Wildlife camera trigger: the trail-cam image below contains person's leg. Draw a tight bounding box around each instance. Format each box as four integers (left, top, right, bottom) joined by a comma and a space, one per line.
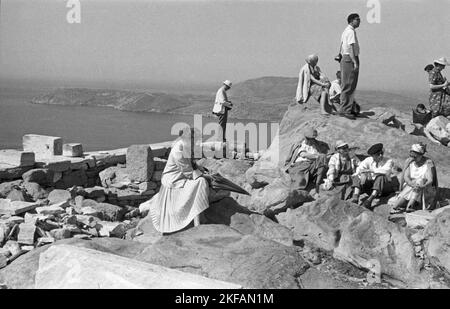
350, 174, 371, 203
339, 55, 355, 115
218, 109, 228, 142
309, 155, 327, 194
362, 174, 388, 209
393, 197, 408, 211
320, 90, 329, 115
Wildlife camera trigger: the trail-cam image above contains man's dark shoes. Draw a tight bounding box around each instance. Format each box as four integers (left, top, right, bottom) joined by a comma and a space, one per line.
361, 197, 374, 210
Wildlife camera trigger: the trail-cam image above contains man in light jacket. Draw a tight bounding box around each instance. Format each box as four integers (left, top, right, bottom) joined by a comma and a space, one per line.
213, 80, 233, 142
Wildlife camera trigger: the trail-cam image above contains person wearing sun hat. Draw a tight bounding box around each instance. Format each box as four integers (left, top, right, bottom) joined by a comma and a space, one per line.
284, 127, 330, 195
392, 143, 438, 213
213, 80, 233, 142
350, 143, 397, 209
322, 140, 360, 199
428, 57, 450, 118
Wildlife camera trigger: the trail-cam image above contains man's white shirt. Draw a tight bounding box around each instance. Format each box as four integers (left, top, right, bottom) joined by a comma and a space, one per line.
340, 25, 360, 56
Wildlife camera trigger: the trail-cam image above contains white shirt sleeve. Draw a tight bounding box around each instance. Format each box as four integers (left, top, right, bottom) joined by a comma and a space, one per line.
372, 159, 394, 176
345, 29, 356, 46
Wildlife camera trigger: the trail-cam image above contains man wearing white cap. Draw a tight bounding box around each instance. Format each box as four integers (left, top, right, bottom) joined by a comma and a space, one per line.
322, 140, 359, 199
213, 80, 233, 142
428, 57, 450, 118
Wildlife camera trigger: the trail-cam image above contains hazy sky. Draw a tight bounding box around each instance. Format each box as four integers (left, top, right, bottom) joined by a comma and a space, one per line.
1, 0, 449, 94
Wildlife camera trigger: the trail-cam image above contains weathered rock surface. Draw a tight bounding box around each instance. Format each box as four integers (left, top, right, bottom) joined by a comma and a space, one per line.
204, 197, 293, 246
35, 244, 241, 289
23, 182, 48, 201
134, 224, 309, 288
277, 196, 427, 287
0, 180, 23, 198
126, 145, 155, 182
22, 169, 54, 186
423, 209, 450, 274
47, 189, 72, 205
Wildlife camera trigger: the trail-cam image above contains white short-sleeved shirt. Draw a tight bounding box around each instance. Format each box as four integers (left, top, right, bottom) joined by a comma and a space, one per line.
340, 25, 360, 56
329, 79, 342, 100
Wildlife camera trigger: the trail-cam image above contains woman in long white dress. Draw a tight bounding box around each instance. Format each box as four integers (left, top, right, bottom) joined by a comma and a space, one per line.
139, 128, 210, 233
393, 144, 436, 212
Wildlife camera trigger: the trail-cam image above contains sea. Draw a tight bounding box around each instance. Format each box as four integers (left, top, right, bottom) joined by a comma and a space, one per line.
0, 88, 276, 152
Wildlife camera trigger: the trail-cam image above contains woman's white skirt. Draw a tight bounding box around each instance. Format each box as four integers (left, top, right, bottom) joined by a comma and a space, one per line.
139, 177, 210, 233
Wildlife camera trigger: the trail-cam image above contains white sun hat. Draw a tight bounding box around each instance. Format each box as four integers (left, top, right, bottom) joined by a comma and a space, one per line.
223, 80, 232, 87
434, 57, 450, 66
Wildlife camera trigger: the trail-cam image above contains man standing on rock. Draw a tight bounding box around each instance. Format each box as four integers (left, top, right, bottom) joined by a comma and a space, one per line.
337, 13, 361, 120
213, 80, 233, 143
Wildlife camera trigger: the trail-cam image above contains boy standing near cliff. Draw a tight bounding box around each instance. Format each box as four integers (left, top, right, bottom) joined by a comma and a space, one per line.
213, 80, 233, 142
337, 13, 361, 120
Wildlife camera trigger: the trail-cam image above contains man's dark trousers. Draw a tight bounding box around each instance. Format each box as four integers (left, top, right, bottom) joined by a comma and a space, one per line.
339, 55, 359, 114
217, 108, 228, 142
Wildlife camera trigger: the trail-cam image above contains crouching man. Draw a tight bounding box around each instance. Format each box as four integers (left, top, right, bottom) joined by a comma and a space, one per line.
350, 143, 397, 209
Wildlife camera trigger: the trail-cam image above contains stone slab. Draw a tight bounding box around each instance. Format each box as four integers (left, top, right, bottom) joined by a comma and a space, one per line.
35, 244, 242, 289
23, 134, 63, 158
63, 143, 83, 157
0, 150, 35, 167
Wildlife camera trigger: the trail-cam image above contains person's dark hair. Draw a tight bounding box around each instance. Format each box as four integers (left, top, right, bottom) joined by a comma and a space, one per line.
424, 64, 434, 72
416, 104, 426, 110
347, 13, 360, 24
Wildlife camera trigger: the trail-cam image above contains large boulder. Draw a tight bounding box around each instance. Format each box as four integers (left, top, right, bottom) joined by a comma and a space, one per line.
134, 224, 309, 289
0, 180, 23, 198
0, 238, 148, 289
22, 169, 54, 186
1, 226, 309, 289
22, 182, 48, 201
277, 196, 427, 287
423, 209, 450, 274
35, 244, 240, 289
204, 197, 293, 246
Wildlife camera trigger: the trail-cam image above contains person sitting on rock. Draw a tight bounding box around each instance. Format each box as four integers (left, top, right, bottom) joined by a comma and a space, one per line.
350, 143, 397, 209
139, 127, 210, 234
284, 127, 330, 196
295, 54, 332, 115
392, 143, 437, 213
322, 140, 359, 200
329, 71, 360, 117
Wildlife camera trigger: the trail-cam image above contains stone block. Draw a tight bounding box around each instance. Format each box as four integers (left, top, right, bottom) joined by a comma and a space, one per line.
97, 221, 126, 238
35, 244, 242, 289
0, 150, 35, 167
23, 134, 63, 158
36, 205, 65, 216
126, 145, 154, 182
63, 143, 83, 157
48, 189, 72, 205
17, 223, 37, 245
0, 200, 40, 216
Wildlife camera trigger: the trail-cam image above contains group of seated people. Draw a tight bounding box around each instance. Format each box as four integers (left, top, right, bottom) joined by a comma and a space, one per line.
284, 127, 438, 212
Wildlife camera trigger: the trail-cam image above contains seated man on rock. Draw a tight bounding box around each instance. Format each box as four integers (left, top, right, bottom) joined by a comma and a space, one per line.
350, 143, 397, 209
284, 127, 330, 196
322, 140, 360, 200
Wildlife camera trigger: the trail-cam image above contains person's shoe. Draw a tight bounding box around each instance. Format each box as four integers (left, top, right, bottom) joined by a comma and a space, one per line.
361, 198, 374, 210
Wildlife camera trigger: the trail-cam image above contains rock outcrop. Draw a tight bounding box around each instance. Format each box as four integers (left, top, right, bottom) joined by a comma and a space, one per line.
277, 196, 427, 287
